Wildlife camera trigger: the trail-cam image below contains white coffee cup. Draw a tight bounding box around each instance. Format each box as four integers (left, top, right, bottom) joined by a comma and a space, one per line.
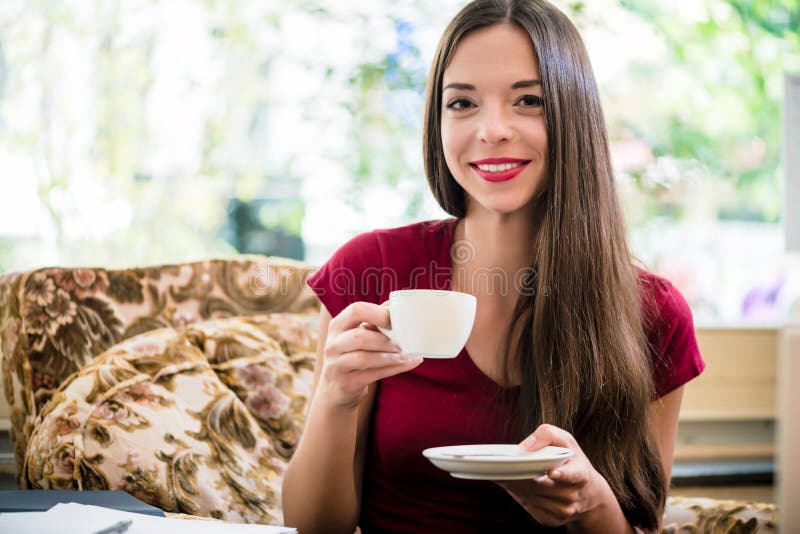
377, 289, 477, 358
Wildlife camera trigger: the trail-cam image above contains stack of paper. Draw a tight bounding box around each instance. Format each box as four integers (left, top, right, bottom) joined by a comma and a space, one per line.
0, 502, 297, 534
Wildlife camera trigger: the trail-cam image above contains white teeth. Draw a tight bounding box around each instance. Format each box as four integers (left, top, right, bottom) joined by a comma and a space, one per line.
475, 162, 525, 172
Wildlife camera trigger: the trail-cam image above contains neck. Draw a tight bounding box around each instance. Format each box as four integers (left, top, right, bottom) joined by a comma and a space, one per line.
452, 205, 542, 301
456, 209, 539, 274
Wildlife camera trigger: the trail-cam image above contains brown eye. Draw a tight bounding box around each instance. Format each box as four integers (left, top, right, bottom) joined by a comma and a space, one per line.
518, 95, 544, 107
446, 98, 474, 110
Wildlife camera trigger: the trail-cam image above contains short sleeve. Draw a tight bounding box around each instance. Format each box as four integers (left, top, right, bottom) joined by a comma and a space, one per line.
306, 231, 383, 318
643, 275, 706, 399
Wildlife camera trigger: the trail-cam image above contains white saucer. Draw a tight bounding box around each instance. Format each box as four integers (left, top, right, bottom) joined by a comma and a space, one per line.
450, 472, 548, 480
422, 444, 573, 481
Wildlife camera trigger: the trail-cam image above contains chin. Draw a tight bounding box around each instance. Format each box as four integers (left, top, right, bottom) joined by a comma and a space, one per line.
456, 175, 543, 215
474, 188, 539, 212
470, 199, 536, 217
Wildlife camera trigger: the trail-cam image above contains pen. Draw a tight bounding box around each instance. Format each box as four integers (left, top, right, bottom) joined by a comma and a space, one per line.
91, 519, 133, 534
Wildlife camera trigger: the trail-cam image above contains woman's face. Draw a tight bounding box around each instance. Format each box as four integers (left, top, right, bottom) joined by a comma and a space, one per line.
441, 23, 548, 217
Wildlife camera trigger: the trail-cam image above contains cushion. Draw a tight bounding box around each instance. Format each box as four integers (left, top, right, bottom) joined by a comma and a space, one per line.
23, 312, 318, 524
662, 496, 777, 533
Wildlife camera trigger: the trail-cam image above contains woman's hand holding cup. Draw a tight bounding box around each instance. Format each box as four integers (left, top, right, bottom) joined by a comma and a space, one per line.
319, 301, 423, 410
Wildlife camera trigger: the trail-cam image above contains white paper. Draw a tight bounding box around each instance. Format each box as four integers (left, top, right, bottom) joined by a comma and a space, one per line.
0, 502, 297, 534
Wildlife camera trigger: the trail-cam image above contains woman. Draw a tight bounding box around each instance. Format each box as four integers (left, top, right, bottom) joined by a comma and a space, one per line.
282, 1, 705, 532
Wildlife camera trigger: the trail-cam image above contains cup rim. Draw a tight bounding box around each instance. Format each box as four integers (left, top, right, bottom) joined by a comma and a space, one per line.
389, 289, 476, 301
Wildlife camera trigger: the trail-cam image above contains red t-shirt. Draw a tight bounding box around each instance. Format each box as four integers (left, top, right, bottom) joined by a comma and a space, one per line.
305, 218, 705, 533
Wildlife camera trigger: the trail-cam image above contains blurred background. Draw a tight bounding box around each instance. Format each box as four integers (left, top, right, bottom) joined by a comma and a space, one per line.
0, 0, 798, 325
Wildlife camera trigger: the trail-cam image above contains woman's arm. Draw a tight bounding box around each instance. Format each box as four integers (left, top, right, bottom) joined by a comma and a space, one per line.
650, 386, 683, 489
647, 386, 684, 528
282, 304, 422, 534
282, 307, 370, 533
569, 387, 684, 533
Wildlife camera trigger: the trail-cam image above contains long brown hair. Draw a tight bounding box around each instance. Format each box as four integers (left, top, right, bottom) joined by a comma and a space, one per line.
423, 0, 666, 529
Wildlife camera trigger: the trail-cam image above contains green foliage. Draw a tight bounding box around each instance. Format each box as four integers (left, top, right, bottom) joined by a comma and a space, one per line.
618, 0, 799, 222
727, 0, 800, 38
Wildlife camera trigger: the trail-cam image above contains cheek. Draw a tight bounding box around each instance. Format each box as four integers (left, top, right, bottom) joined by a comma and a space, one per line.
441, 119, 468, 173
440, 121, 455, 158
527, 122, 548, 159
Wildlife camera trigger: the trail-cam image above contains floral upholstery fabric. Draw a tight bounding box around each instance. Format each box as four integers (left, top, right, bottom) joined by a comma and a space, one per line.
24, 313, 318, 524
0, 256, 318, 484
662, 496, 777, 533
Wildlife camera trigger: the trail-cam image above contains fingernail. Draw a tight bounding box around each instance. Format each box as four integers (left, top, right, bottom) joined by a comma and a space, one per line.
520, 436, 536, 449
549, 470, 560, 479
397, 353, 412, 361
390, 343, 403, 352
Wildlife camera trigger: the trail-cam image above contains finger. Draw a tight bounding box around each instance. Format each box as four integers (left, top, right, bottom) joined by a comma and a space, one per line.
330, 301, 391, 333
519, 423, 578, 451
526, 499, 576, 527
361, 301, 391, 331
348, 357, 424, 384
496, 475, 557, 496
327, 350, 414, 375
520, 504, 563, 527
497, 487, 567, 527
326, 327, 401, 357
497, 478, 579, 506
547, 460, 589, 486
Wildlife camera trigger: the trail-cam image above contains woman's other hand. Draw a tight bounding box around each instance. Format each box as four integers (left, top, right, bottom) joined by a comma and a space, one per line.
318, 301, 423, 410
497, 424, 618, 529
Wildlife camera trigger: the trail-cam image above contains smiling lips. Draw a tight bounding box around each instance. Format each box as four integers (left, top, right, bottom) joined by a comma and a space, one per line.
469, 157, 530, 182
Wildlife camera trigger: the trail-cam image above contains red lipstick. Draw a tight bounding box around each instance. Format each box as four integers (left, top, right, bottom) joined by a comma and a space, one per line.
469, 157, 530, 183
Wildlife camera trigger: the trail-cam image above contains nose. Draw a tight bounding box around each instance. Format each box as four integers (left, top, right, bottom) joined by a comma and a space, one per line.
477, 104, 514, 144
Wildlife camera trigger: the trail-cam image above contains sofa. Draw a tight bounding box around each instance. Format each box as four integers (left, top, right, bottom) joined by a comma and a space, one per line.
0, 256, 778, 531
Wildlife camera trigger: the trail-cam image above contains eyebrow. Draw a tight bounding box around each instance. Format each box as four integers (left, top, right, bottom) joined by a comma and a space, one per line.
442, 79, 541, 91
